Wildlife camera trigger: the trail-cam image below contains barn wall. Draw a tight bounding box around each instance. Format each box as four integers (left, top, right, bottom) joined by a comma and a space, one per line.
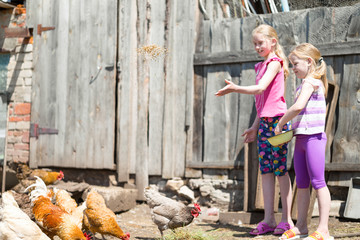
2, 5, 33, 165
1, 2, 359, 200
192, 4, 360, 189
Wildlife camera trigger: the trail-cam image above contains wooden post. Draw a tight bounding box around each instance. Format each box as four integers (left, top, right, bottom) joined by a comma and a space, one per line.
243, 143, 249, 211
1, 107, 9, 193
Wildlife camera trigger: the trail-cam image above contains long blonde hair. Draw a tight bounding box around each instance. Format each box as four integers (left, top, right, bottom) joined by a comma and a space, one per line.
252, 24, 289, 80
289, 43, 328, 96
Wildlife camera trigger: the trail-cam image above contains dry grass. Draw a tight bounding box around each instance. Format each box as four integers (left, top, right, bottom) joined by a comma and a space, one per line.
159, 228, 232, 240
137, 44, 168, 60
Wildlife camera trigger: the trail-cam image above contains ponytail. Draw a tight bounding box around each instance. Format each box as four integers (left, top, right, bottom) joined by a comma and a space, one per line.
275, 43, 289, 81
313, 57, 328, 97
289, 43, 328, 97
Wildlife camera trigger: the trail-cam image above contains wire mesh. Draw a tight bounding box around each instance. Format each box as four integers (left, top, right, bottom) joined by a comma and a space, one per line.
222, 0, 360, 18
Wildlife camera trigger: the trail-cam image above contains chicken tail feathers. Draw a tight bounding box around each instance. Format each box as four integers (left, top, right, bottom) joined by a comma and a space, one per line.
24, 176, 48, 202
143, 187, 167, 208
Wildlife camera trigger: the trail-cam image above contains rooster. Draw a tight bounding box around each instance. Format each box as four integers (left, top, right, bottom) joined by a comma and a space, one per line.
0, 191, 51, 240
25, 177, 90, 240
53, 188, 87, 229
83, 189, 130, 240
144, 187, 201, 236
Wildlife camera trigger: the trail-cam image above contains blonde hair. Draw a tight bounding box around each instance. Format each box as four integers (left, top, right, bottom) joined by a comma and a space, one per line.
252, 24, 289, 80
289, 43, 328, 96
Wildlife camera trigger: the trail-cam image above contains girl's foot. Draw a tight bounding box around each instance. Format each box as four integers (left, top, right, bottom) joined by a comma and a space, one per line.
304, 230, 333, 240
273, 222, 292, 235
279, 226, 308, 240
249, 221, 276, 235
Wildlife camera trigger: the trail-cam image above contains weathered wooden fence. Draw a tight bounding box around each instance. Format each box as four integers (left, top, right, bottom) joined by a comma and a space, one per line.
25, 0, 360, 201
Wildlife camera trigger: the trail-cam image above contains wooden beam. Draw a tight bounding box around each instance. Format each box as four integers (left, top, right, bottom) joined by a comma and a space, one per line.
194, 41, 360, 66
194, 50, 261, 66
288, 163, 360, 172
0, 2, 15, 8
187, 161, 244, 169
325, 163, 360, 172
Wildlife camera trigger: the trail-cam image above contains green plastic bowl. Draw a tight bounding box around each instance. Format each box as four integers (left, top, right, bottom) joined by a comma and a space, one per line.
268, 130, 294, 146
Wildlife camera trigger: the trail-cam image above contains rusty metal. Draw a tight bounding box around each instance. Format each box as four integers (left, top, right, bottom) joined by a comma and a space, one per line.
37, 24, 55, 36
4, 27, 32, 38
30, 123, 58, 139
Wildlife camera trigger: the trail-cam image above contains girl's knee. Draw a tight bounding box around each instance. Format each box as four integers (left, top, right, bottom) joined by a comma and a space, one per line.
296, 179, 310, 189
311, 179, 326, 190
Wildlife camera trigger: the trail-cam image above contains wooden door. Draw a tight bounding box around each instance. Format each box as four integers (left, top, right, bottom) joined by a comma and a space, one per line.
27, 0, 117, 169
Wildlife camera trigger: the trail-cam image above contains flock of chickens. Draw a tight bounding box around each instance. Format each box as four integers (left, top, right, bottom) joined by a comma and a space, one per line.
0, 165, 202, 240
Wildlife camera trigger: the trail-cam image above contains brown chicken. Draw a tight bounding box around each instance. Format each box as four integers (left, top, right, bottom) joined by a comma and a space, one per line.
53, 188, 87, 229
16, 163, 64, 187
30, 169, 64, 185
144, 187, 201, 236
25, 177, 90, 240
83, 189, 130, 240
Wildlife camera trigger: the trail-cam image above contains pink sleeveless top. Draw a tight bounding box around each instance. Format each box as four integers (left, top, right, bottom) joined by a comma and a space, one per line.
254, 56, 287, 118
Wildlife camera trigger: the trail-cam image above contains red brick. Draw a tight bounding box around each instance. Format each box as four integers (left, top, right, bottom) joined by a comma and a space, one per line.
6, 143, 14, 149
13, 131, 23, 137
14, 103, 31, 115
9, 116, 23, 122
21, 151, 29, 157
7, 131, 14, 136
13, 156, 29, 163
14, 143, 29, 150
22, 131, 30, 143
9, 116, 30, 122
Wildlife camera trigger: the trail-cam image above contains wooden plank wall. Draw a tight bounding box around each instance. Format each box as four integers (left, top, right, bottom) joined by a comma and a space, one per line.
116, 0, 357, 186
193, 4, 360, 191
28, 0, 117, 169
25, 0, 359, 196
116, 0, 197, 184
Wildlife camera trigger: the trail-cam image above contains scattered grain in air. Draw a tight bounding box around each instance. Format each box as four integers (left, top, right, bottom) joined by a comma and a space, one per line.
137, 44, 168, 60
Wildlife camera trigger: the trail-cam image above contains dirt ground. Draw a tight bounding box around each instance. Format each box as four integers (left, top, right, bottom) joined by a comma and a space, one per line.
93, 203, 360, 240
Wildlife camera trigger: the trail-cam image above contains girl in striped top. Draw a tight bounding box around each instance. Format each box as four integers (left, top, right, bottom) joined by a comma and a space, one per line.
275, 43, 333, 240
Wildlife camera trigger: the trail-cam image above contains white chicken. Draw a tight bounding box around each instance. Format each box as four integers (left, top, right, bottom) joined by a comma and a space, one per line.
0, 191, 51, 240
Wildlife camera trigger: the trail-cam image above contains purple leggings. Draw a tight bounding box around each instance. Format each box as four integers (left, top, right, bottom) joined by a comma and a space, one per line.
294, 132, 327, 190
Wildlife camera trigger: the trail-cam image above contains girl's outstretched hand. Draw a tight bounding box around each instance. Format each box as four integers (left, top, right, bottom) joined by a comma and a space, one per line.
242, 127, 257, 143
215, 79, 235, 96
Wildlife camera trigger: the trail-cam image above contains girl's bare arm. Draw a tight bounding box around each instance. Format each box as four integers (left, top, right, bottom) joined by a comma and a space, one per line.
215, 61, 281, 96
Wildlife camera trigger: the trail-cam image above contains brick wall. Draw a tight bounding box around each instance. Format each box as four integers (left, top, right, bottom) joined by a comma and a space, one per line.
5, 5, 33, 164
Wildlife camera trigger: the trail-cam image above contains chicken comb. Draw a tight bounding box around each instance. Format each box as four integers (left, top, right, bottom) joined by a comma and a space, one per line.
58, 170, 64, 180
83, 232, 93, 240
194, 203, 201, 211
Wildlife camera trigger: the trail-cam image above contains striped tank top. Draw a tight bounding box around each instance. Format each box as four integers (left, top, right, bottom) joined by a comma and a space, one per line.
293, 78, 326, 135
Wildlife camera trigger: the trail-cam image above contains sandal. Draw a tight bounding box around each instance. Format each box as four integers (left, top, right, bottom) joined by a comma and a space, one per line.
249, 222, 275, 236
273, 222, 292, 235
307, 231, 334, 240
280, 229, 308, 239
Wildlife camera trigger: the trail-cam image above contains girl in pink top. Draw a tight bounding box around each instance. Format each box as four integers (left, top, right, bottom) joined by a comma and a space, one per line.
276, 43, 333, 240
215, 24, 294, 236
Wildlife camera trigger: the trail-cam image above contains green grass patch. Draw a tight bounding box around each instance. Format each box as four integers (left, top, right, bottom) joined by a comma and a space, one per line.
158, 228, 231, 240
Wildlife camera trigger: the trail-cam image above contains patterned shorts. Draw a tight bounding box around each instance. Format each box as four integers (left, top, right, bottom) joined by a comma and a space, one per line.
257, 116, 290, 176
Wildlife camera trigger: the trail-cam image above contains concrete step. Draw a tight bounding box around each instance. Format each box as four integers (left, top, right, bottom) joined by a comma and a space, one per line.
82, 185, 138, 213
